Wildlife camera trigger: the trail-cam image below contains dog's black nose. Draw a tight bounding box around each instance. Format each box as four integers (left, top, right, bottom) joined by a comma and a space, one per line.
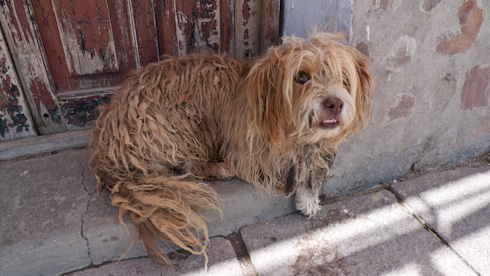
322, 98, 344, 115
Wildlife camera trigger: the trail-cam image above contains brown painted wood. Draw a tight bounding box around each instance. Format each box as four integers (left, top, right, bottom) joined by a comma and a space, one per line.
51, 0, 119, 76
0, 0, 66, 134
155, 0, 178, 57
0, 28, 37, 141
28, 0, 142, 129
129, 0, 159, 65
0, 0, 280, 137
156, 0, 236, 56
33, 0, 138, 93
219, 0, 235, 56
260, 0, 280, 52
235, 0, 261, 59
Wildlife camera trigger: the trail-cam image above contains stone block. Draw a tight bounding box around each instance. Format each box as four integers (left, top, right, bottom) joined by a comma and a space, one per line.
0, 150, 92, 276
241, 190, 475, 275
70, 237, 243, 276
391, 164, 490, 275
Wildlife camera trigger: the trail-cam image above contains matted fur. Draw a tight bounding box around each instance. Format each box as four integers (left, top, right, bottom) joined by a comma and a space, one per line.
90, 33, 373, 264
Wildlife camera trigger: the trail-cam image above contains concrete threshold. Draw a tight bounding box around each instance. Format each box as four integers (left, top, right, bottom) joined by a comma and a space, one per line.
0, 148, 295, 276
2, 143, 489, 275
67, 156, 490, 276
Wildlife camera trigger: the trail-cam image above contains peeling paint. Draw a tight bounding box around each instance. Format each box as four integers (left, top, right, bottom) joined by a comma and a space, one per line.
1, 0, 280, 135
0, 34, 36, 140
197, 0, 220, 53
0, 0, 65, 134
50, 0, 119, 76
235, 0, 260, 58
59, 93, 111, 130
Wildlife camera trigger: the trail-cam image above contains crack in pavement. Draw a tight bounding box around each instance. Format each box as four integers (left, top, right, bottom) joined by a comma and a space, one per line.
386, 186, 481, 276
227, 231, 258, 276
79, 161, 94, 266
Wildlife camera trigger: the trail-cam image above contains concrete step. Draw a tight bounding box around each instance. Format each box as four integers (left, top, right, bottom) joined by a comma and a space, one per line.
2, 146, 490, 276
0, 148, 295, 276
61, 157, 490, 276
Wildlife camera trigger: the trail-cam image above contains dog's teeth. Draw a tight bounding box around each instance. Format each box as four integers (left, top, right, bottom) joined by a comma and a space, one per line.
323, 119, 337, 124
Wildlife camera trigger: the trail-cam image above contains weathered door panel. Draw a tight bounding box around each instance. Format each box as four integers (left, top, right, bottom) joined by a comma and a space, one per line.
155, 0, 279, 59
0, 0, 66, 135
0, 0, 280, 136
260, 0, 281, 52
156, 0, 229, 56
32, 0, 142, 93
50, 0, 120, 76
29, 0, 152, 130
0, 28, 37, 141
128, 0, 160, 65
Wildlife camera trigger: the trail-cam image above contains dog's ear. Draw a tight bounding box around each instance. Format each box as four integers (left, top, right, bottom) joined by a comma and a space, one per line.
245, 49, 293, 145
351, 50, 374, 130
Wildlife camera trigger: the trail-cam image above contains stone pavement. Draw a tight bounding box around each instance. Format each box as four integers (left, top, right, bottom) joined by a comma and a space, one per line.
1, 148, 489, 276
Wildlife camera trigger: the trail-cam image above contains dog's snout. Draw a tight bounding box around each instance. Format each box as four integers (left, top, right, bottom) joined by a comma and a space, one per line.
322, 97, 344, 115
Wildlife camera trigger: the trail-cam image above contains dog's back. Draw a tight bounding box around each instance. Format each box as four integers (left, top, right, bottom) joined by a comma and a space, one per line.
89, 54, 247, 264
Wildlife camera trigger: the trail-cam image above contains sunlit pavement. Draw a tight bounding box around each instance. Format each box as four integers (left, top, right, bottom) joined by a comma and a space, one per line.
1, 149, 489, 276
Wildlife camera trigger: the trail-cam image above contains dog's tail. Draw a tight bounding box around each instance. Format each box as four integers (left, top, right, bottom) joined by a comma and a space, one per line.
105, 174, 221, 265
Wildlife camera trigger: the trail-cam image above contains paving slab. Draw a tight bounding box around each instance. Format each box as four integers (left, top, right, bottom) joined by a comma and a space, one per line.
391, 164, 490, 275
240, 190, 476, 276
0, 150, 92, 276
68, 237, 243, 276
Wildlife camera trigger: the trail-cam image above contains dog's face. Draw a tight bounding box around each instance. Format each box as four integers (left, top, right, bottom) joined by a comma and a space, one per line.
246, 33, 373, 148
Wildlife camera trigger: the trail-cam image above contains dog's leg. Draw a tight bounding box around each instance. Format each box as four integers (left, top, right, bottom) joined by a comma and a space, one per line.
294, 149, 333, 218
294, 172, 322, 218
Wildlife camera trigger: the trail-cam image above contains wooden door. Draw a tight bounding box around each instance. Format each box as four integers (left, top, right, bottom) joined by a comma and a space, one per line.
0, 0, 279, 140
0, 27, 37, 141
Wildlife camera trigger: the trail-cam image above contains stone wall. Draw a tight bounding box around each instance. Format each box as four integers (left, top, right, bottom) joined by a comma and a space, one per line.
283, 0, 490, 197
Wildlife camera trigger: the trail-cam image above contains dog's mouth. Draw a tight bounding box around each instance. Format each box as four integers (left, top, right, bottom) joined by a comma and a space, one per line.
320, 118, 339, 128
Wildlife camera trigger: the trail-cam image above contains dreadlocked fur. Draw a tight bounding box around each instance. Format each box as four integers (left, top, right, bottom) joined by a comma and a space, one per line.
90, 32, 374, 265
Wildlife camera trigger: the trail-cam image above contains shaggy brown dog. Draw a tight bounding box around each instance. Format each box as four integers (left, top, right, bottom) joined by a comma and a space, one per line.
90, 32, 373, 264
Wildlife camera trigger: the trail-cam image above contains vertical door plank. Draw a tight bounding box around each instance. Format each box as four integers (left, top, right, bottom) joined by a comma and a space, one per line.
107, 0, 139, 70
155, 0, 178, 57
50, 0, 119, 76
129, 0, 159, 66
219, 0, 234, 56
34, 0, 138, 92
157, 0, 235, 57
0, 29, 37, 141
235, 0, 260, 59
0, 0, 65, 134
33, 0, 71, 92
260, 0, 280, 52
196, 0, 220, 53
174, 0, 199, 55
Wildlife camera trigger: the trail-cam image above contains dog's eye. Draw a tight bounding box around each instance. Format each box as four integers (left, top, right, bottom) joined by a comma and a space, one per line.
295, 71, 309, 84
343, 79, 349, 89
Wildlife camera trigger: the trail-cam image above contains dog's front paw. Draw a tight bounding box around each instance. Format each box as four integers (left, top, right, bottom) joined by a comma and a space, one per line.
206, 162, 235, 180
295, 186, 322, 218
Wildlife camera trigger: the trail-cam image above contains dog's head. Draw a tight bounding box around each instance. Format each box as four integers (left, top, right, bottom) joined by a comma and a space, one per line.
246, 33, 374, 149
